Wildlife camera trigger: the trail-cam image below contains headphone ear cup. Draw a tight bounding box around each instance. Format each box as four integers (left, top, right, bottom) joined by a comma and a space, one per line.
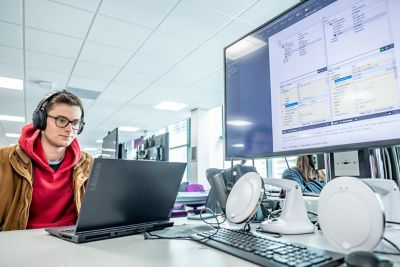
77, 123, 84, 135
32, 108, 47, 130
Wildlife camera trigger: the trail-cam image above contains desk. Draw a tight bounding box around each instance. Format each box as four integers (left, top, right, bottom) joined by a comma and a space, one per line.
1, 221, 399, 267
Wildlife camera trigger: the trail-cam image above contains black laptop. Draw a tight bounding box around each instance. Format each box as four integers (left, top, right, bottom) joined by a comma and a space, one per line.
46, 158, 186, 243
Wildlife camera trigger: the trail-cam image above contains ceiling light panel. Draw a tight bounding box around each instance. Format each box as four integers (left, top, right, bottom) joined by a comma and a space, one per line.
0, 76, 23, 90
119, 126, 140, 132
5, 133, 20, 138
154, 101, 188, 111
0, 115, 25, 122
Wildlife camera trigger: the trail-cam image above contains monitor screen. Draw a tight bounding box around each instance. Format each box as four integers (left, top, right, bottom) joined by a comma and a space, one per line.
225, 0, 400, 159
102, 128, 118, 159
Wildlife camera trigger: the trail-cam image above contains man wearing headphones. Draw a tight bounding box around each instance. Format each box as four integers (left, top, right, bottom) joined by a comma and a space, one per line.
0, 90, 93, 231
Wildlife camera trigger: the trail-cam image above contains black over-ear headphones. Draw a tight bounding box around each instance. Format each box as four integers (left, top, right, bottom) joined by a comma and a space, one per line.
32, 90, 85, 134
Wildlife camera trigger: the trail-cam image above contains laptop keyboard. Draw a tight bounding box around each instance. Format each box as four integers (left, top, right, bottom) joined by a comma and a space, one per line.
191, 228, 344, 267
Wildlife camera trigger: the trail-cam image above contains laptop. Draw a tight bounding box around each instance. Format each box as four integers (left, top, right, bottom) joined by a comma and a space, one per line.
46, 158, 186, 243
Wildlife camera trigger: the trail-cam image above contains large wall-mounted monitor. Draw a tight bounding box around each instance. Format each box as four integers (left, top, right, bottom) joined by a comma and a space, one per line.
225, 0, 400, 159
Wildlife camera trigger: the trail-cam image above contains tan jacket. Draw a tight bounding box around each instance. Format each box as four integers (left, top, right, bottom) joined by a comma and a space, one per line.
0, 145, 93, 231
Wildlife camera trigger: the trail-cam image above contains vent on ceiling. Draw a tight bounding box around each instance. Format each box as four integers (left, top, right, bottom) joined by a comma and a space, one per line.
66, 87, 100, 100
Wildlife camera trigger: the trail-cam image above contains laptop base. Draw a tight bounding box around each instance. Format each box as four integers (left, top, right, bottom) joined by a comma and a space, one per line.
46, 221, 174, 243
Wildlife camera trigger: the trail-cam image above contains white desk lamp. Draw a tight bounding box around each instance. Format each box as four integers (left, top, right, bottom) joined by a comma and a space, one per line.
260, 178, 315, 234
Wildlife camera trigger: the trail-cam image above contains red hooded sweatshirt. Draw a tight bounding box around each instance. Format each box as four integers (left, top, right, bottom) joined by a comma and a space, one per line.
18, 123, 81, 229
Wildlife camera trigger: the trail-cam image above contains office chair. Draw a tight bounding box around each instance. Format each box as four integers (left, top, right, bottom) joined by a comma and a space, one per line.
171, 182, 190, 218
185, 183, 205, 215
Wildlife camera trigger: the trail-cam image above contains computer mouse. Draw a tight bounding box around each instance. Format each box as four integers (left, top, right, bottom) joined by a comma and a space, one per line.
345, 251, 393, 267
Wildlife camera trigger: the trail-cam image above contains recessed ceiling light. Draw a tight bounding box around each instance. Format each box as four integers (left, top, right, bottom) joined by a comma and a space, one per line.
119, 126, 140, 132
226, 120, 252, 127
83, 147, 97, 151
96, 139, 103, 143
154, 101, 188, 111
0, 115, 25, 122
0, 76, 23, 90
5, 133, 20, 138
232, 143, 244, 148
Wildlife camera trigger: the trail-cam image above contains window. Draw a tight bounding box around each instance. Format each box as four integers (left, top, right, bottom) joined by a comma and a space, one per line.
168, 119, 190, 180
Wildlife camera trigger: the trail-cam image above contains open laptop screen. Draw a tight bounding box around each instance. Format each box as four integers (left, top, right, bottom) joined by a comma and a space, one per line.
76, 159, 186, 232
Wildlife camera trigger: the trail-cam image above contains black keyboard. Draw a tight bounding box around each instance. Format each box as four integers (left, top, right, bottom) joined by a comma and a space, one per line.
190, 228, 344, 267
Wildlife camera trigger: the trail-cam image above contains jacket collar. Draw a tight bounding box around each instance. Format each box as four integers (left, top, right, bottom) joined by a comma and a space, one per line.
15, 144, 31, 164
74, 151, 88, 169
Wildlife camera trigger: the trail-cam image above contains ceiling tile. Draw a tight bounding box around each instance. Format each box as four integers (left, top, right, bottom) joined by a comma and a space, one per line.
101, 82, 143, 101
152, 59, 215, 93
124, 52, 175, 77
0, 0, 22, 25
84, 103, 121, 129
0, 46, 23, 66
0, 21, 22, 48
25, 51, 74, 74
88, 15, 152, 51
50, 0, 101, 12
194, 91, 223, 110
79, 41, 133, 67
73, 60, 119, 81
180, 69, 223, 100
239, 0, 299, 26
99, 0, 177, 28
25, 28, 82, 58
25, 68, 69, 88
25, 0, 93, 38
0, 63, 23, 79
68, 75, 109, 92
207, 19, 255, 48
185, 0, 257, 17
114, 69, 155, 90
140, 31, 199, 62
180, 44, 223, 72
158, 1, 231, 43
0, 90, 25, 116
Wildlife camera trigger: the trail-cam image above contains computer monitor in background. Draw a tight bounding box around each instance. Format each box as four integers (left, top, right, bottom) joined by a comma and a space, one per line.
137, 133, 169, 161
101, 128, 118, 159
225, 0, 400, 159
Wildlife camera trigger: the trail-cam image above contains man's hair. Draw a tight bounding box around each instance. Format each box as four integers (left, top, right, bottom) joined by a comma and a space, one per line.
43, 91, 84, 118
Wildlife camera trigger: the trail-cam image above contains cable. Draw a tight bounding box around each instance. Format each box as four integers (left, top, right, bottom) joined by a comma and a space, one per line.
144, 208, 223, 241
374, 237, 400, 255
386, 221, 400, 225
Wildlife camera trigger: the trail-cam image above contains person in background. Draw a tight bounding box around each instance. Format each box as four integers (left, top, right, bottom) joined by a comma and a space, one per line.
282, 155, 326, 194
0, 90, 93, 231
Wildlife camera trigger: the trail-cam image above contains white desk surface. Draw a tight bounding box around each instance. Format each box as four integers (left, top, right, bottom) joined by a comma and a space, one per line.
0, 220, 399, 267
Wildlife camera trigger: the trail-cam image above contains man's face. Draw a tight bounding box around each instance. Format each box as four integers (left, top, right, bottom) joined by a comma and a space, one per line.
42, 103, 82, 148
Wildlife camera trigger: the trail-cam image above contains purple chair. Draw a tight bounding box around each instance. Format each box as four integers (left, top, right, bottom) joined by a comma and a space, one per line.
185, 183, 205, 214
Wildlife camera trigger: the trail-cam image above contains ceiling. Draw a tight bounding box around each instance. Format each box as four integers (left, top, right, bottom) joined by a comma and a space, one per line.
0, 0, 299, 155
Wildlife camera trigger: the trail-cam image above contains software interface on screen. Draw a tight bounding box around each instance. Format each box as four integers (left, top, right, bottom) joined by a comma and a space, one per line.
225, 0, 400, 158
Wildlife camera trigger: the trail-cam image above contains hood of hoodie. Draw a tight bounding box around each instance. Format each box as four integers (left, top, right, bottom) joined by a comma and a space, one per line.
18, 123, 81, 173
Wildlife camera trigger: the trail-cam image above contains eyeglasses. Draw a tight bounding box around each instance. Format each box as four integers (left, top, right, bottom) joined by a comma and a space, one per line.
47, 114, 84, 130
